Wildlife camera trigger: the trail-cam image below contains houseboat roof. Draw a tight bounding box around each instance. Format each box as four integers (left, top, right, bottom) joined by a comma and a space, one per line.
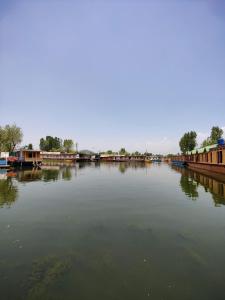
187, 144, 218, 155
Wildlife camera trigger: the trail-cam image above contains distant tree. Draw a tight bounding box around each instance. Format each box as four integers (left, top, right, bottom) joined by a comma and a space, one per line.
63, 139, 74, 152
28, 143, 33, 150
106, 150, 113, 155
119, 148, 126, 155
0, 124, 23, 152
39, 136, 62, 151
39, 138, 46, 151
179, 131, 197, 154
133, 151, 141, 156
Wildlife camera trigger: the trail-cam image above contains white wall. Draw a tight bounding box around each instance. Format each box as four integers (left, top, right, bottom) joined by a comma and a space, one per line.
0, 152, 9, 158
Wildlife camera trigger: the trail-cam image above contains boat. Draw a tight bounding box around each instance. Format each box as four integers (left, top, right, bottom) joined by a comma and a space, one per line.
171, 139, 225, 174
8, 149, 42, 167
145, 156, 152, 163
0, 158, 10, 169
151, 156, 162, 163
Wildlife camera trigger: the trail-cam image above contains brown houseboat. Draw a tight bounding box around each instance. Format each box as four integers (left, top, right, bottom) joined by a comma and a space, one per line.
9, 149, 42, 167
171, 141, 225, 174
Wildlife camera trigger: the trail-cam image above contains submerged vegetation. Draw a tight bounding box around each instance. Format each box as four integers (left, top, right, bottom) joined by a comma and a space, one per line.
27, 255, 72, 300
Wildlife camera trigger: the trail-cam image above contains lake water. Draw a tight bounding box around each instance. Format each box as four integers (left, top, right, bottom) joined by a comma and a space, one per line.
1, 162, 225, 300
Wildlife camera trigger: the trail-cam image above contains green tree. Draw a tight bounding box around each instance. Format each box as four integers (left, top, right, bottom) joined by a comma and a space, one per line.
179, 131, 197, 154
210, 126, 223, 143
119, 148, 126, 155
133, 151, 141, 156
63, 139, 74, 153
39, 138, 46, 151
39, 136, 62, 151
28, 143, 33, 150
0, 124, 23, 152
201, 126, 223, 147
201, 137, 212, 148
0, 126, 6, 151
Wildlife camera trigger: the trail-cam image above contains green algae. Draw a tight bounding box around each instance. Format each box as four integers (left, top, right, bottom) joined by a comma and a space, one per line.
27, 255, 72, 300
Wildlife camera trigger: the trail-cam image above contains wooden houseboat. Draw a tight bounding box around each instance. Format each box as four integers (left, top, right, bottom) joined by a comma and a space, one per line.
171, 139, 225, 174
9, 149, 42, 167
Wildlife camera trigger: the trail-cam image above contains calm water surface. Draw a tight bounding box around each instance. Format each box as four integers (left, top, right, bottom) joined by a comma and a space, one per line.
1, 162, 225, 300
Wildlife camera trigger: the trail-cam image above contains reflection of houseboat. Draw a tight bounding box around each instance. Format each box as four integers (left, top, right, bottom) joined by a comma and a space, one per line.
172, 164, 225, 206
171, 139, 225, 174
9, 149, 42, 167
0, 169, 8, 179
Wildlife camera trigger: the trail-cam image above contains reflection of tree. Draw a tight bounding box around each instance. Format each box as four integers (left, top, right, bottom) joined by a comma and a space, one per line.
41, 169, 60, 182
180, 175, 199, 200
62, 167, 72, 181
118, 163, 127, 174
173, 165, 225, 205
16, 169, 42, 182
0, 179, 18, 208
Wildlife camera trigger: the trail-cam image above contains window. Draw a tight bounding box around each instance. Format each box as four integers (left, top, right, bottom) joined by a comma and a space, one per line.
28, 152, 33, 158
217, 151, 222, 164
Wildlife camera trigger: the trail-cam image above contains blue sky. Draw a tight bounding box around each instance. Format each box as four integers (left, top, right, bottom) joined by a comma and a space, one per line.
1, 0, 225, 154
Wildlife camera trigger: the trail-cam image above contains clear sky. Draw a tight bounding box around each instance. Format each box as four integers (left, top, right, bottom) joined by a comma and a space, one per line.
1, 0, 225, 154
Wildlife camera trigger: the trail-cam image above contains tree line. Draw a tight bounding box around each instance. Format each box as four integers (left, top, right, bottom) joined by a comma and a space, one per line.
179, 126, 224, 154
39, 136, 75, 152
102, 148, 155, 156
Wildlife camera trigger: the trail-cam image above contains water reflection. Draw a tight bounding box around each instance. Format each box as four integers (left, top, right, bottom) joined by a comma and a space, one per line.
101, 161, 150, 174
0, 162, 152, 208
172, 165, 225, 205
0, 177, 18, 208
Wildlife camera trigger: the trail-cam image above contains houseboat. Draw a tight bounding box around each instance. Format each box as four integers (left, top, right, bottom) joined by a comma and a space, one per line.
171, 139, 225, 174
100, 154, 146, 162
76, 150, 94, 162
9, 149, 42, 167
41, 151, 76, 161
